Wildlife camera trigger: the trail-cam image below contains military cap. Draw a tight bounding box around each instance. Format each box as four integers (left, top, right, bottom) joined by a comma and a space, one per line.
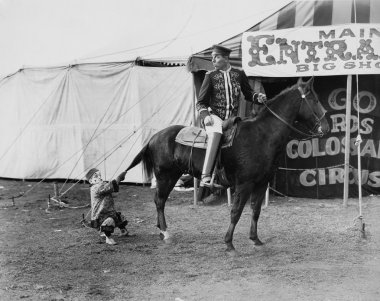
85, 168, 99, 181
211, 44, 232, 57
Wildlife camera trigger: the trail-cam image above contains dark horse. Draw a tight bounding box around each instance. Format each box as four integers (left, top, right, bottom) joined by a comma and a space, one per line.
121, 77, 330, 252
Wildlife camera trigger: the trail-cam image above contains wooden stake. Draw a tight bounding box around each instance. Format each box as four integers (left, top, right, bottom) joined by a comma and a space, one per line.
46, 194, 51, 213
53, 182, 61, 208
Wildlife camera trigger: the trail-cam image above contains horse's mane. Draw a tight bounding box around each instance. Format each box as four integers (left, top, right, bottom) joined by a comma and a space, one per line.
246, 83, 299, 121
265, 83, 297, 106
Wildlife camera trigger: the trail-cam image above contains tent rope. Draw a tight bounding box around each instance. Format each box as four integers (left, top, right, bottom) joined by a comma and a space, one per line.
58, 65, 184, 193
59, 130, 140, 198
109, 131, 143, 180
56, 74, 191, 198
1, 67, 186, 202
59, 63, 135, 193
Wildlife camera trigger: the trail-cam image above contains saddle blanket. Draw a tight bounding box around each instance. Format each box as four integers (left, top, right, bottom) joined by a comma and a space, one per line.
175, 127, 208, 149
175, 124, 238, 149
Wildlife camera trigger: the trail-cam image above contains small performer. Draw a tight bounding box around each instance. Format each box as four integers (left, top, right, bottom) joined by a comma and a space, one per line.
85, 168, 131, 245
196, 44, 266, 188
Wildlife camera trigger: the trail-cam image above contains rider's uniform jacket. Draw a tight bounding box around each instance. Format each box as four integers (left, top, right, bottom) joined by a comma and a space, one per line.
196, 67, 260, 120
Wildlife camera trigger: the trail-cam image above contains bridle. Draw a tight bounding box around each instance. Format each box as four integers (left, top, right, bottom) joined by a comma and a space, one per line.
262, 84, 326, 138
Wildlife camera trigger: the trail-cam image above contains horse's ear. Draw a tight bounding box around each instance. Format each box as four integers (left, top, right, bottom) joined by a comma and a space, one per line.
306, 76, 314, 86
297, 77, 304, 85
304, 77, 314, 94
299, 77, 314, 94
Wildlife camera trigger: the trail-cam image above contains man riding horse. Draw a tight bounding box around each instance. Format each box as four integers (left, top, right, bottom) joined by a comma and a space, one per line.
196, 44, 267, 189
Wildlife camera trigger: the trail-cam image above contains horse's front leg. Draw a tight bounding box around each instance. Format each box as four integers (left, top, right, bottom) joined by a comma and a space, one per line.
249, 183, 268, 246
224, 183, 252, 253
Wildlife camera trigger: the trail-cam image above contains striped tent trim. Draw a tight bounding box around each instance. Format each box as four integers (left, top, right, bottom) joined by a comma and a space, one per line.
188, 0, 380, 71
255, 0, 379, 31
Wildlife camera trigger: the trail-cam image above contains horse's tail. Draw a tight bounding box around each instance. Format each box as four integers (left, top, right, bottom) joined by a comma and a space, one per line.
125, 143, 153, 179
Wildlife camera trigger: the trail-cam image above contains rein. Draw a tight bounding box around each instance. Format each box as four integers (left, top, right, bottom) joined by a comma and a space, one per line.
262, 85, 324, 138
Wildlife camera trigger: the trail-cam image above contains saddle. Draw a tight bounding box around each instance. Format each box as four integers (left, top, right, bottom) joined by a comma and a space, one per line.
175, 117, 241, 189
175, 116, 241, 149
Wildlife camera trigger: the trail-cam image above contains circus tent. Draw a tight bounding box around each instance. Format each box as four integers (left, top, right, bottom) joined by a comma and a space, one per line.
0, 59, 194, 184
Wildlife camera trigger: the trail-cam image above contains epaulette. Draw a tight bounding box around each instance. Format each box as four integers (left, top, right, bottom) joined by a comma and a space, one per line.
205, 70, 213, 75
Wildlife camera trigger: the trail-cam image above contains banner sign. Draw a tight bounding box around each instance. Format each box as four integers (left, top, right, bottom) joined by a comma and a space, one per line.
274, 75, 380, 198
242, 24, 380, 77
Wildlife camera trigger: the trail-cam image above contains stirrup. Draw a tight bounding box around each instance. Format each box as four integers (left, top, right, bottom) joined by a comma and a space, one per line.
200, 175, 211, 187
205, 182, 225, 189
200, 176, 224, 189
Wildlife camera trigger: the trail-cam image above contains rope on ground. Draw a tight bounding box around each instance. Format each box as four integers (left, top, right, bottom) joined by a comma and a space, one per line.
50, 196, 90, 209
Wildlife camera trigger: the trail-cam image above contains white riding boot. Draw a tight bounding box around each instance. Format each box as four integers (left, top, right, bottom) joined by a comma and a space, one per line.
200, 132, 222, 187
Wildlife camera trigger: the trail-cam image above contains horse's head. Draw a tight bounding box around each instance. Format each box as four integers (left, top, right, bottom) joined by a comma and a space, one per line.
296, 77, 330, 136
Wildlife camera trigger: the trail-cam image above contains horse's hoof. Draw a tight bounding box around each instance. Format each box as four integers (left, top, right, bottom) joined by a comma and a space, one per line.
225, 243, 237, 255
225, 248, 238, 257
163, 238, 173, 244
251, 238, 264, 246
159, 230, 170, 240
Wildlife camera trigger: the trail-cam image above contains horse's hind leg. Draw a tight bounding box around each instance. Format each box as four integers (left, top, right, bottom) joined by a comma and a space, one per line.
224, 183, 252, 252
249, 183, 268, 246
154, 172, 181, 240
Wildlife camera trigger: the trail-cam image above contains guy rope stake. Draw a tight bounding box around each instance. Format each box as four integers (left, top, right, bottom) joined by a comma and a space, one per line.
46, 194, 51, 213
52, 182, 64, 208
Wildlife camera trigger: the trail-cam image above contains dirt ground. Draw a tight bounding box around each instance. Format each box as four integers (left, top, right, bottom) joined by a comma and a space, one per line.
0, 178, 380, 301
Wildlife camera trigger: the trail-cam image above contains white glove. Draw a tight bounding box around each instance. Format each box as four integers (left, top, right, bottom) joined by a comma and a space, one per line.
258, 93, 267, 103
204, 115, 213, 126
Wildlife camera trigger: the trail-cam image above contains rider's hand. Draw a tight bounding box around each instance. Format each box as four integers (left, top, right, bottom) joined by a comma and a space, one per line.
258, 93, 267, 103
204, 115, 213, 126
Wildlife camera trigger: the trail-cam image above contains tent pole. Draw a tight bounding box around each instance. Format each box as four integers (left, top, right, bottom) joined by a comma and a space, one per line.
192, 73, 199, 206
343, 75, 352, 207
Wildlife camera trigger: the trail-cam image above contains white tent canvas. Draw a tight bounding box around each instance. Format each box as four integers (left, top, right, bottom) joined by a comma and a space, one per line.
0, 63, 193, 183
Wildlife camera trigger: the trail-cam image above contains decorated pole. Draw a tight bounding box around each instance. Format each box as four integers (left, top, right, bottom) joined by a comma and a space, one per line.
343, 75, 352, 207
354, 73, 365, 237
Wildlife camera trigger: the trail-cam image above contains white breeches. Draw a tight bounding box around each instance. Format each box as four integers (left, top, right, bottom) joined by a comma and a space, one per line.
204, 114, 223, 134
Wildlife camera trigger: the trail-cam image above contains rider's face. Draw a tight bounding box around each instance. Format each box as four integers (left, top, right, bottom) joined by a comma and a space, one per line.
212, 53, 229, 70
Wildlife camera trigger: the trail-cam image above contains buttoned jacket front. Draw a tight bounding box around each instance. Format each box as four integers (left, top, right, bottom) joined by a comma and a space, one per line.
196, 68, 254, 120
